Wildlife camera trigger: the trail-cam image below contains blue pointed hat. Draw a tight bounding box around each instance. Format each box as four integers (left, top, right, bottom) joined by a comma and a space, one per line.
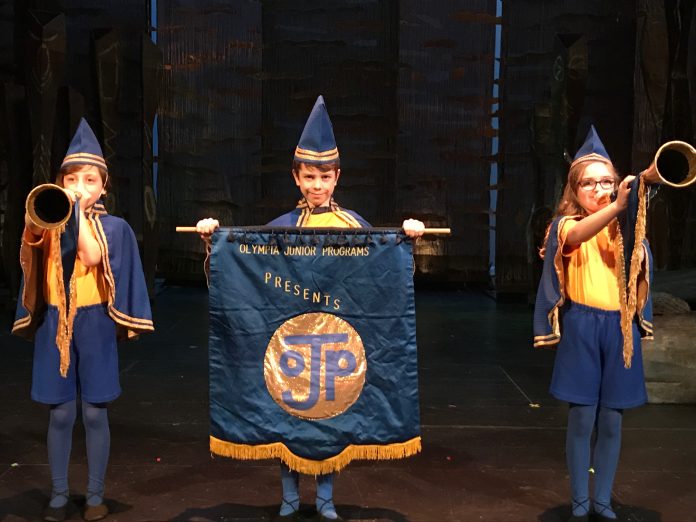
294, 95, 339, 164
571, 125, 612, 167
61, 118, 108, 171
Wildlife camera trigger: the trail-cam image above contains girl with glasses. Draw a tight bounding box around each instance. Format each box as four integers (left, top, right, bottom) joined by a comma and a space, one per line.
534, 126, 653, 522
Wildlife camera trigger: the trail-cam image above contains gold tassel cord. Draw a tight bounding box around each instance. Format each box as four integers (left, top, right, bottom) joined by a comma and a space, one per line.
613, 177, 649, 369
624, 178, 648, 367
612, 221, 631, 368
51, 226, 71, 377
209, 436, 422, 475
64, 263, 78, 375
50, 224, 80, 378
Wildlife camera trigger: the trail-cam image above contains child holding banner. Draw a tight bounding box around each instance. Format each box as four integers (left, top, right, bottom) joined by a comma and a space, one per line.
197, 95, 424, 522
533, 126, 653, 522
13, 119, 154, 522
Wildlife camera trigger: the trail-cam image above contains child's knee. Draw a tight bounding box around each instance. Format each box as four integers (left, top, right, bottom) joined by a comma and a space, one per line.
81, 402, 109, 430
49, 400, 77, 430
568, 404, 597, 437
598, 407, 623, 438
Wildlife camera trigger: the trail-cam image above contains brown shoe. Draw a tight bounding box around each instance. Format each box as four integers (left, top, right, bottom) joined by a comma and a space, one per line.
82, 503, 109, 521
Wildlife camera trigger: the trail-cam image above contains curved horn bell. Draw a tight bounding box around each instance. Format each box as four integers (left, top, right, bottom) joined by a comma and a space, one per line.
25, 184, 74, 230
642, 140, 696, 188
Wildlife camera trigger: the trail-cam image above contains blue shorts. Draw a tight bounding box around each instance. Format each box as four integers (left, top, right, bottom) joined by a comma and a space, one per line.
550, 301, 647, 409
32, 303, 121, 404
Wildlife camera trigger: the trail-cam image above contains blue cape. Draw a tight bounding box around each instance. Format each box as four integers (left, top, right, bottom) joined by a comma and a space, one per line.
13, 201, 153, 353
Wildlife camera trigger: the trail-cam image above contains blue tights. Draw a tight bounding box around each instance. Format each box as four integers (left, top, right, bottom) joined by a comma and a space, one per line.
47, 400, 110, 508
566, 404, 622, 519
279, 463, 337, 519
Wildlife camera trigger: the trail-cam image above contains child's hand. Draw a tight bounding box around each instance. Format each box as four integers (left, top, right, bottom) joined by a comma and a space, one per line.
61, 187, 79, 206
196, 218, 220, 239
402, 218, 425, 238
615, 175, 636, 210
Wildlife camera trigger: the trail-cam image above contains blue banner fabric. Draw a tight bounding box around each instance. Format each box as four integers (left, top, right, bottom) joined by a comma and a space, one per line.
208, 228, 421, 473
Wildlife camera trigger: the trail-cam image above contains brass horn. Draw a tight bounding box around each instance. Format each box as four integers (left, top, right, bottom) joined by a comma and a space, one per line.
642, 140, 696, 188
25, 184, 75, 230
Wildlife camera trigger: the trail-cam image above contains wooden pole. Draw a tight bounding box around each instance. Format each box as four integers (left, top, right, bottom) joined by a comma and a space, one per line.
175, 226, 451, 235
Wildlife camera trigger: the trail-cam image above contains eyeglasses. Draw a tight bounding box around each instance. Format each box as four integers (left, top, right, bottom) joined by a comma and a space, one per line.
578, 178, 615, 191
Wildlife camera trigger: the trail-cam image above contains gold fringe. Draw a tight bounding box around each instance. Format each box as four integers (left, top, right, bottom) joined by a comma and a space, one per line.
64, 261, 78, 375
612, 219, 630, 368
626, 178, 648, 367
613, 177, 648, 369
51, 225, 78, 378
209, 436, 422, 475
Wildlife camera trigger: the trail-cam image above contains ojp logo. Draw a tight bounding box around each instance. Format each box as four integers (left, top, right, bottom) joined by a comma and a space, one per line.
264, 313, 366, 420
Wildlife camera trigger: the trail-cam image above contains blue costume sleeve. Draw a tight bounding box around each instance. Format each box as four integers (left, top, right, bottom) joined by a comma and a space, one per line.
344, 210, 371, 228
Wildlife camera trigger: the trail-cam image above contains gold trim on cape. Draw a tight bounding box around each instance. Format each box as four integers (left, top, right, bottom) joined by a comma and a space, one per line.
294, 199, 362, 228
533, 215, 579, 348
91, 213, 154, 333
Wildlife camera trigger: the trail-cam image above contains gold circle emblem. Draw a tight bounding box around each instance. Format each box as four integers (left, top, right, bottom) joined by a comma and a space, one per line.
264, 312, 367, 420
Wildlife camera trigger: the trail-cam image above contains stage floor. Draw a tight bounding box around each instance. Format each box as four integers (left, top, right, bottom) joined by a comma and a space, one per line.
1, 287, 694, 522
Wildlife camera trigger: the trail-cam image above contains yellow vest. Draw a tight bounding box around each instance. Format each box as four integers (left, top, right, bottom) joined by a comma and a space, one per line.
303, 210, 360, 228
42, 227, 108, 308
560, 219, 620, 311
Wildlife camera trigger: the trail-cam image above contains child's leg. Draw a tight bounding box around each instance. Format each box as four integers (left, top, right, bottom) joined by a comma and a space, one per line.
278, 462, 300, 516
592, 406, 623, 520
566, 403, 597, 517
316, 472, 338, 519
82, 401, 110, 506
47, 400, 77, 508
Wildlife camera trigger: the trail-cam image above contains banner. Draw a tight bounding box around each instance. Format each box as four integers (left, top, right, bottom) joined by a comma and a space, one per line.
208, 228, 421, 474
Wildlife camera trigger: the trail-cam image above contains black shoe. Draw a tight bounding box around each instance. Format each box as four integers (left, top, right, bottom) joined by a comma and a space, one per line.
593, 500, 618, 521
567, 515, 588, 522
42, 504, 67, 522
314, 495, 344, 522
315, 515, 344, 522
273, 497, 301, 522
41, 504, 68, 522
43, 491, 70, 522
273, 513, 301, 522
568, 497, 590, 522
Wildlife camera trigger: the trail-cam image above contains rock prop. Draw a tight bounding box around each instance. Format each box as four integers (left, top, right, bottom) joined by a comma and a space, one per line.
644, 292, 696, 404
